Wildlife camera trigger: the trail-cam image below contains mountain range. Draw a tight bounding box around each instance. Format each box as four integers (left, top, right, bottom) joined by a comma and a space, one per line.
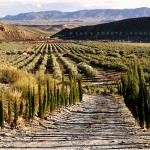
0, 7, 150, 21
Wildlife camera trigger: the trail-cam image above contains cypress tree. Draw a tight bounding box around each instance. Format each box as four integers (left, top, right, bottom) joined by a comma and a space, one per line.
57, 89, 60, 108
73, 75, 77, 104
32, 86, 36, 119
78, 77, 83, 102
69, 74, 73, 105
25, 99, 29, 122
130, 62, 139, 121
19, 100, 24, 117
54, 81, 57, 110
0, 98, 4, 129
121, 58, 150, 128
121, 74, 130, 108
65, 84, 68, 106
50, 90, 55, 113
14, 100, 18, 128
43, 86, 47, 117
137, 60, 146, 128
145, 90, 150, 128
8, 100, 13, 125
47, 79, 51, 110
38, 83, 43, 119
61, 74, 65, 106
28, 86, 32, 120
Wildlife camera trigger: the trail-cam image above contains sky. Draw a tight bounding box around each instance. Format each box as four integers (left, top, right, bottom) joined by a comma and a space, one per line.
0, 0, 149, 17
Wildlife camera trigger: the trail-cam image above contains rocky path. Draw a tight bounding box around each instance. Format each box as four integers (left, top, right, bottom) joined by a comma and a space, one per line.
1, 94, 150, 149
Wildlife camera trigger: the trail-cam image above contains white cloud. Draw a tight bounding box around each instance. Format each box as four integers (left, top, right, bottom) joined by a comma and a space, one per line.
33, 3, 42, 8
36, 3, 41, 8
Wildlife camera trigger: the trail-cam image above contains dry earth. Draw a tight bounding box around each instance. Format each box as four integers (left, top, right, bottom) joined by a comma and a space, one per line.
0, 94, 150, 149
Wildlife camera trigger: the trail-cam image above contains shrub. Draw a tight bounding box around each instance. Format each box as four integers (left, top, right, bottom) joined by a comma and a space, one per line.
77, 62, 98, 77
0, 66, 20, 84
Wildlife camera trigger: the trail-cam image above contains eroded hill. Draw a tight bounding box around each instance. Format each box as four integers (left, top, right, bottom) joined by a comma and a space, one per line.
0, 22, 40, 41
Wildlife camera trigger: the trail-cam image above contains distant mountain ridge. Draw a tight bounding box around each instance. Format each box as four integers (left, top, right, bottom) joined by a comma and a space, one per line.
0, 7, 150, 21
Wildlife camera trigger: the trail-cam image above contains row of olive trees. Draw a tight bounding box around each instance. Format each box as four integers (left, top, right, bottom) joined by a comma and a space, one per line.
0, 74, 83, 129
117, 59, 150, 128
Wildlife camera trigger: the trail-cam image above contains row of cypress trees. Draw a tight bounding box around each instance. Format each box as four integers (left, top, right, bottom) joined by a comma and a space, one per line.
0, 92, 4, 129
117, 59, 150, 128
0, 74, 83, 129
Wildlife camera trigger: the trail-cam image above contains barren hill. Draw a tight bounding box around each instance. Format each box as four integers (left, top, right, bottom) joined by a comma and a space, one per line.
52, 17, 150, 42
0, 22, 40, 41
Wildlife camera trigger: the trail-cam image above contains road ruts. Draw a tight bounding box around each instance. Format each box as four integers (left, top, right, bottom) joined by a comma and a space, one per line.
0, 94, 150, 149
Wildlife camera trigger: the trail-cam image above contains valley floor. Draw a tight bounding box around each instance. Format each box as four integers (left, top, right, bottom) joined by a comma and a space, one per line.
0, 94, 150, 149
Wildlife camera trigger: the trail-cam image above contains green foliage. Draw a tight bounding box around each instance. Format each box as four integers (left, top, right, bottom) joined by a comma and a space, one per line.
28, 86, 32, 120
32, 87, 36, 119
78, 77, 83, 102
46, 79, 51, 110
13, 100, 18, 128
0, 97, 4, 129
77, 62, 98, 77
0, 66, 20, 84
19, 100, 24, 117
121, 59, 150, 128
43, 86, 47, 117
8, 100, 13, 125
38, 82, 43, 119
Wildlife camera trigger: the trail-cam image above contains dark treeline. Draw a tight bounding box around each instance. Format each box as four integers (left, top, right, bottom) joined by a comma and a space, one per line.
117, 59, 150, 128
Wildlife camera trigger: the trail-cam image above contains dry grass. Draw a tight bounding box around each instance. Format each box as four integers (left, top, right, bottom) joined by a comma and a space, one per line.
120, 42, 150, 47
0, 66, 38, 123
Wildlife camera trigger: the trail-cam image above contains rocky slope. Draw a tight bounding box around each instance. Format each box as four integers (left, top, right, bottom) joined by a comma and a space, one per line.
0, 22, 40, 41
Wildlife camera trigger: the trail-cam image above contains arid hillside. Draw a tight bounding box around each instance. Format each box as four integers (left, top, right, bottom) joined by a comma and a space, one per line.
0, 22, 41, 41
52, 17, 150, 42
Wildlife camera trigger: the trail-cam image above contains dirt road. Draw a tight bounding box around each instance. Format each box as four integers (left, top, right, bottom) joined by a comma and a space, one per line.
0, 94, 150, 149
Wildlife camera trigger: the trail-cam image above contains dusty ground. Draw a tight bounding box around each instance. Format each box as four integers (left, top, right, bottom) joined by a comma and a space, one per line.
0, 94, 150, 149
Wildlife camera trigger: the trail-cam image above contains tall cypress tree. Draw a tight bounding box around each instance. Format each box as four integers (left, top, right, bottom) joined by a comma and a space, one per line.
61, 74, 65, 106
8, 99, 13, 125
38, 83, 43, 119
14, 100, 18, 128
0, 98, 4, 129
145, 90, 150, 128
19, 100, 24, 117
137, 60, 146, 128
25, 99, 29, 122
73, 75, 77, 104
47, 79, 51, 110
32, 86, 36, 119
69, 74, 73, 105
65, 84, 68, 106
43, 86, 47, 118
78, 77, 83, 102
57, 89, 60, 108
50, 90, 55, 113
54, 81, 57, 110
28, 86, 32, 120
121, 58, 149, 128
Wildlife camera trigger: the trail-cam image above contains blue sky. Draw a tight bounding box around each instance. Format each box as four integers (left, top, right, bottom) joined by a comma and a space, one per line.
0, 0, 149, 17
